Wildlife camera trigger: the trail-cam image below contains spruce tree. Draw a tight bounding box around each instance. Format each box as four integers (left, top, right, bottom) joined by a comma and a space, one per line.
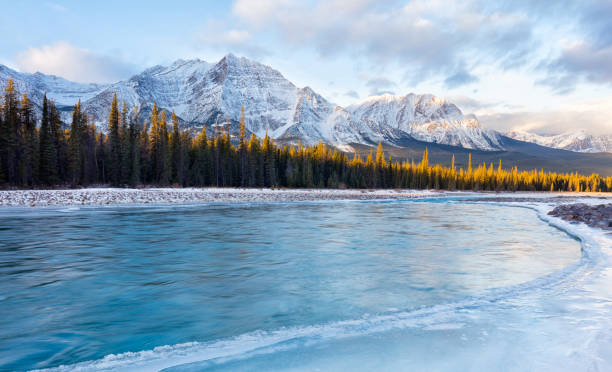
238, 106, 247, 186
1, 79, 18, 184
120, 102, 131, 185
49, 100, 66, 183
0, 102, 4, 184
68, 100, 84, 186
159, 110, 170, 185
108, 93, 121, 186
149, 103, 161, 183
39, 94, 55, 184
170, 111, 181, 185
19, 94, 37, 186
128, 107, 140, 187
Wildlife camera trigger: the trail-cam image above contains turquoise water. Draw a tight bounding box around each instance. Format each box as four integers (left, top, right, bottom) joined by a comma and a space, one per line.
0, 200, 588, 371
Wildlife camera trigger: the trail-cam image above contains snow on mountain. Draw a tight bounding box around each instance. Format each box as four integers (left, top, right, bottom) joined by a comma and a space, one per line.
506, 129, 612, 153
0, 54, 502, 151
0, 64, 108, 110
347, 93, 502, 150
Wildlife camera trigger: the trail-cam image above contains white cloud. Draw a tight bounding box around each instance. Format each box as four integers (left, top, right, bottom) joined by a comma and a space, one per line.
478, 98, 612, 135
230, 0, 535, 84
365, 76, 396, 95
538, 41, 612, 93
197, 21, 269, 57
15, 41, 136, 83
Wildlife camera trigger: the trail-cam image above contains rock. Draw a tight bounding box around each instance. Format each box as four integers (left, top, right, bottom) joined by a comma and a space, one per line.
549, 203, 612, 231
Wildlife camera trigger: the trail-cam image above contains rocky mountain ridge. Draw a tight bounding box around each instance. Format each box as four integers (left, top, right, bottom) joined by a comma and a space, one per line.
0, 54, 528, 152
506, 129, 612, 153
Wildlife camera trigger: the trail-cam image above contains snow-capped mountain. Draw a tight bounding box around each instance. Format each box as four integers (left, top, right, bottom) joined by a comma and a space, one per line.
0, 64, 108, 110
0, 54, 501, 151
347, 94, 502, 150
506, 130, 612, 153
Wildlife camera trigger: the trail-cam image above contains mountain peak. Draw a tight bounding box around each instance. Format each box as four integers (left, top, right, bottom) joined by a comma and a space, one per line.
0, 56, 506, 152
219, 53, 247, 66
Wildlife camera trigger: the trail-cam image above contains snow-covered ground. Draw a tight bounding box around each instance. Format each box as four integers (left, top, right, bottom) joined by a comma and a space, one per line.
0, 188, 447, 207
0, 188, 610, 207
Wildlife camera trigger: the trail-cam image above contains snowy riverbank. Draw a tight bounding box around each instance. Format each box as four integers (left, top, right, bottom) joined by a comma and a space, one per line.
0, 188, 447, 207
0, 188, 610, 208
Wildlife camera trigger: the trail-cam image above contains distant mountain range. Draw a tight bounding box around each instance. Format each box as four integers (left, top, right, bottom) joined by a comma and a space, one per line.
0, 54, 609, 155
506, 130, 612, 153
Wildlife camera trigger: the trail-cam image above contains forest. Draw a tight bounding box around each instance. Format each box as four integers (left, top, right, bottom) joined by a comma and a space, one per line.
1, 79, 611, 192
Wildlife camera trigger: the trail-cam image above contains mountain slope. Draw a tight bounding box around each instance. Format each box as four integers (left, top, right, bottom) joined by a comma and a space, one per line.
506, 129, 612, 153
0, 55, 510, 152
347, 94, 502, 150
0, 64, 108, 110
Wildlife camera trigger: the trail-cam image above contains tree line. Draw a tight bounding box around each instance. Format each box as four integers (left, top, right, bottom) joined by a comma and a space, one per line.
1, 79, 611, 192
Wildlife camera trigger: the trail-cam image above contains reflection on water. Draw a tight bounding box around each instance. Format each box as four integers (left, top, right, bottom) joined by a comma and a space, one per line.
0, 201, 580, 370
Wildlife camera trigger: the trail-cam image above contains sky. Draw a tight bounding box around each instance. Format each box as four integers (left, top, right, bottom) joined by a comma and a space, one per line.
1, 0, 611, 135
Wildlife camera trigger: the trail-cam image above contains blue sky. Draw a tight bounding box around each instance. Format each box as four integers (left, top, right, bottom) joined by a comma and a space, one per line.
1, 0, 611, 135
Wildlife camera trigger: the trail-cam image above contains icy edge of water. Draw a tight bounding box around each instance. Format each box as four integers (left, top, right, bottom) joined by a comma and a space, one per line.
30, 202, 611, 372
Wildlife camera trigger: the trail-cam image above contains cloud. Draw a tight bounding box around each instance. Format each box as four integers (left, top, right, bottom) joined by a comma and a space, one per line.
365, 76, 396, 95
344, 90, 359, 99
230, 0, 536, 84
444, 69, 479, 89
197, 20, 270, 58
15, 42, 136, 83
538, 42, 612, 93
578, 0, 612, 47
447, 95, 497, 113
477, 98, 612, 135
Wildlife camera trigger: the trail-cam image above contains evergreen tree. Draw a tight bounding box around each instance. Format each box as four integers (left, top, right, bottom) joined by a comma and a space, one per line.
159, 110, 171, 185
108, 93, 121, 186
120, 102, 131, 185
68, 100, 85, 186
170, 111, 182, 185
238, 106, 247, 186
1, 86, 611, 192
1, 79, 18, 184
39, 94, 58, 185
19, 94, 37, 186
128, 107, 140, 187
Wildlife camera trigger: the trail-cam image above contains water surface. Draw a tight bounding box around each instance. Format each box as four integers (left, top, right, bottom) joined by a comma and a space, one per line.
0, 200, 583, 370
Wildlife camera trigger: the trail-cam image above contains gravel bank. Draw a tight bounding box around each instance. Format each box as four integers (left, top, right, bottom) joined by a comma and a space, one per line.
0, 188, 442, 207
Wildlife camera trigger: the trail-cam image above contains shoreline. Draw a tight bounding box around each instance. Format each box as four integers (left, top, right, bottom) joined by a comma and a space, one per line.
0, 188, 445, 207
0, 187, 610, 207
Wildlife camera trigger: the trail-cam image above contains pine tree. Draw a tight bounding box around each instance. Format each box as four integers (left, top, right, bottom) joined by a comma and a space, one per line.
159, 110, 170, 185
68, 100, 84, 186
139, 120, 151, 184
19, 94, 37, 186
2, 86, 612, 192
108, 93, 121, 186
238, 106, 247, 186
1, 79, 18, 184
0, 99, 4, 184
128, 107, 140, 187
170, 111, 182, 185
39, 94, 56, 184
120, 102, 131, 185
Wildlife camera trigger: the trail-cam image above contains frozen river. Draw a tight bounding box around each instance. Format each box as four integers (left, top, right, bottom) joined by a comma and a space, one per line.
0, 198, 610, 371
